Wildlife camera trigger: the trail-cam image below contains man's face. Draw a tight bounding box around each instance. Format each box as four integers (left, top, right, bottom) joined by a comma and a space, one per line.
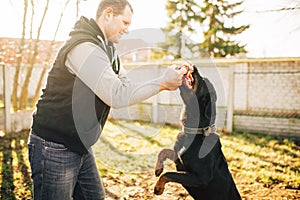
106, 5, 132, 43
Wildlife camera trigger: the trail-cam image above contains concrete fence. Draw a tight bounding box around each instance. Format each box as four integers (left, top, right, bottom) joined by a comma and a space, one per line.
1, 57, 299, 139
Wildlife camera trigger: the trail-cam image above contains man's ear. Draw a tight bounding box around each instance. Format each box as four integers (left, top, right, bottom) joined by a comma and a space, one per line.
104, 7, 114, 19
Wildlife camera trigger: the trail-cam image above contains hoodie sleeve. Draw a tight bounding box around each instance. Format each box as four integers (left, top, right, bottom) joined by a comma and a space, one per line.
65, 42, 161, 108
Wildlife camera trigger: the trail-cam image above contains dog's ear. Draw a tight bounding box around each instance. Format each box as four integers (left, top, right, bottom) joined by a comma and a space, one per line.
190, 65, 200, 93
203, 78, 217, 124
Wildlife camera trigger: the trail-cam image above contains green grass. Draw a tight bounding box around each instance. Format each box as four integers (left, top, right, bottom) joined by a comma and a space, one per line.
0, 120, 299, 199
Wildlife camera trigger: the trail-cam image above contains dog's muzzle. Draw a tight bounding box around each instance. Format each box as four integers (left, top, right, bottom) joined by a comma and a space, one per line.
176, 63, 194, 89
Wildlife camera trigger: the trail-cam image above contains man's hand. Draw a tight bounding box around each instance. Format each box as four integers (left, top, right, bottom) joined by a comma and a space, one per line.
158, 65, 187, 91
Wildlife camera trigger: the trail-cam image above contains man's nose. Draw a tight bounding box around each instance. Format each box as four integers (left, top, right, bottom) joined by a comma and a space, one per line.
123, 25, 129, 34
123, 27, 129, 34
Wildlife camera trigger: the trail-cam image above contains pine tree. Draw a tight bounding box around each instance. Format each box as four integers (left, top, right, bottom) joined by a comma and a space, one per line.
158, 0, 249, 59
199, 0, 249, 57
158, 0, 201, 59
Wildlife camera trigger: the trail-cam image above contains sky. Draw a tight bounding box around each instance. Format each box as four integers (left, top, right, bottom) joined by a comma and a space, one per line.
0, 0, 299, 58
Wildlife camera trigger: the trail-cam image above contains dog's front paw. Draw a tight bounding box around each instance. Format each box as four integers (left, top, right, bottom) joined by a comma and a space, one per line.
155, 160, 164, 176
154, 184, 165, 195
155, 168, 163, 177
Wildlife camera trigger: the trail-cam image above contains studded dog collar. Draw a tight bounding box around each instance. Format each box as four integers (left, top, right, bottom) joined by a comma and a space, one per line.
182, 124, 217, 136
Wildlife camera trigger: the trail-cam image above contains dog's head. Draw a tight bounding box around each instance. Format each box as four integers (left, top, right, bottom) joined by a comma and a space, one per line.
179, 64, 217, 129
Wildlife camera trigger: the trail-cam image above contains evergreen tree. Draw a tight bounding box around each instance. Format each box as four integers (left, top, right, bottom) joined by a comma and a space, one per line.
199, 0, 249, 57
157, 0, 201, 59
158, 0, 249, 59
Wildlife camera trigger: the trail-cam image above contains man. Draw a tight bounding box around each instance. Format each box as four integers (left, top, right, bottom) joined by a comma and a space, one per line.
27, 0, 186, 199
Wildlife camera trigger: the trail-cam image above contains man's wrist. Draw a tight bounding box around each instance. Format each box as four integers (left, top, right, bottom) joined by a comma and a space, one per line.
155, 76, 166, 91
156, 76, 179, 91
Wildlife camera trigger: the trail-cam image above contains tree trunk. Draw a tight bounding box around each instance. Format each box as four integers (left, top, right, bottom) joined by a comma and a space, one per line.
12, 0, 28, 111
32, 0, 71, 105
19, 0, 50, 110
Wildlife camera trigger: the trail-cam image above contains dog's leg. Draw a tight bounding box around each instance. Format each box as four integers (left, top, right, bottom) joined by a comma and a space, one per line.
155, 149, 175, 176
154, 174, 170, 195
154, 171, 212, 195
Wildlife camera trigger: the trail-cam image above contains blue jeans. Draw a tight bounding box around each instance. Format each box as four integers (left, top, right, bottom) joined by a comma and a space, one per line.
27, 132, 105, 200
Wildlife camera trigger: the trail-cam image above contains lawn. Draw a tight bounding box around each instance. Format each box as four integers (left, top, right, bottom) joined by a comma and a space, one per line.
0, 119, 299, 199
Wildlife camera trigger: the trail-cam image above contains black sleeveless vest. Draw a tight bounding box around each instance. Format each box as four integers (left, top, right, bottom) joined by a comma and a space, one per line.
32, 17, 119, 154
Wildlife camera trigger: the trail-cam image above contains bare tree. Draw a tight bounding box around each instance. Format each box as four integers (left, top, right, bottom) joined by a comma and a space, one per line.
11, 0, 83, 110
19, 0, 50, 110
11, 0, 28, 111
32, 0, 71, 104
256, 0, 300, 13
256, 0, 300, 32
76, 0, 87, 19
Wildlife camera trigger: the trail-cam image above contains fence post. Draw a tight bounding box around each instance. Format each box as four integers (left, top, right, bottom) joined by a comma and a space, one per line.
2, 63, 12, 132
226, 65, 235, 133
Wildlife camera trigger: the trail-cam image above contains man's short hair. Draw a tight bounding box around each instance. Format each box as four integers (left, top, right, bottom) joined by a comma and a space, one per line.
96, 0, 133, 19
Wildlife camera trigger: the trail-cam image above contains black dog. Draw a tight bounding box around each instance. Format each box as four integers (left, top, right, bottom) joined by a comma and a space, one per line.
154, 65, 241, 200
